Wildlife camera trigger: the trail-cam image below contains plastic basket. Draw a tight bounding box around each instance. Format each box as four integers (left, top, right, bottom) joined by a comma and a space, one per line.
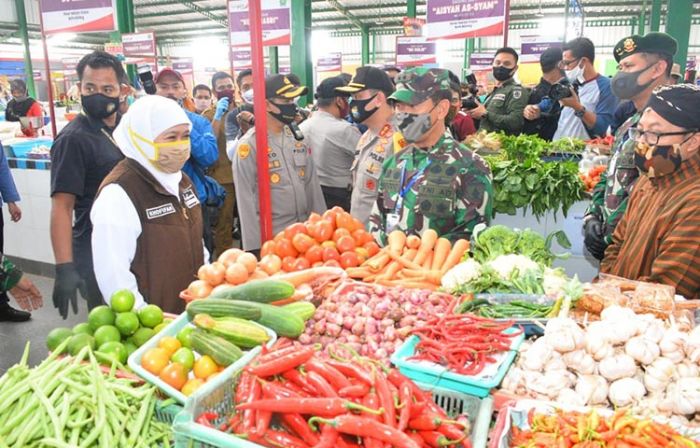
173, 365, 492, 447
154, 399, 184, 424
390, 328, 524, 398
128, 312, 276, 404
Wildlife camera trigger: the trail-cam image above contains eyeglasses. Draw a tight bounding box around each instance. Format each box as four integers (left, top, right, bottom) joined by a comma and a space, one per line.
559, 58, 581, 69
628, 127, 698, 146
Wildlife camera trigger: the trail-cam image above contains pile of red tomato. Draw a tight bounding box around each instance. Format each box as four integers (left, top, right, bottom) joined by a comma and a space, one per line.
260, 207, 380, 272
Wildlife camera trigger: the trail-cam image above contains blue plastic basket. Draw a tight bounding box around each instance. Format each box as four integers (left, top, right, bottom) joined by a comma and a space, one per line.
8, 138, 53, 158
390, 327, 524, 397
128, 312, 276, 405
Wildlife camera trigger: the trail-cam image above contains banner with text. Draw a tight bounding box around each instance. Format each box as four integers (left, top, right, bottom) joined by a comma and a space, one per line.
40, 0, 117, 34
231, 48, 253, 70
228, 0, 291, 47
173, 58, 194, 73
403, 17, 426, 36
396, 36, 437, 67
520, 36, 562, 63
469, 53, 493, 70
426, 0, 506, 41
317, 53, 342, 72
123, 32, 156, 57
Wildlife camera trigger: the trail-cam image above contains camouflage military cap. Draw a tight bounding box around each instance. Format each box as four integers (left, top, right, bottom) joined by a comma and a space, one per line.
389, 67, 451, 106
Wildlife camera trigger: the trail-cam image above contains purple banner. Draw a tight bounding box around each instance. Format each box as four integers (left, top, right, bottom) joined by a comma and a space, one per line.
396, 37, 437, 67
688, 57, 697, 71
228, 0, 291, 47
522, 42, 561, 55
41, 0, 112, 14
122, 32, 156, 57
317, 52, 342, 72
427, 0, 505, 22
397, 43, 436, 56
469, 54, 493, 69
229, 9, 290, 32
232, 50, 251, 61
173, 59, 193, 71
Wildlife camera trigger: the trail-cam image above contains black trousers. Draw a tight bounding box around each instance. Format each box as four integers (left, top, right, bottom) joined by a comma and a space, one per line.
321, 185, 352, 212
0, 210, 7, 307
73, 235, 104, 310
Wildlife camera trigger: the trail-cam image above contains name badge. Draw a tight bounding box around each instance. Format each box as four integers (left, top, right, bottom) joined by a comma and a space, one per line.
183, 188, 199, 209
147, 204, 176, 220
386, 213, 400, 233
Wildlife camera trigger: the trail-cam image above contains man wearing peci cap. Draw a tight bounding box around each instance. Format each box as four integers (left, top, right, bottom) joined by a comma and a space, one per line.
368, 68, 493, 244
336, 66, 402, 225
299, 76, 361, 211
601, 84, 700, 300
583, 32, 676, 261
232, 74, 326, 252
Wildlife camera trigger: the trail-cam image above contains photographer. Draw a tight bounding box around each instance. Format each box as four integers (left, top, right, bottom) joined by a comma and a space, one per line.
523, 48, 565, 141
553, 38, 618, 140
469, 47, 529, 135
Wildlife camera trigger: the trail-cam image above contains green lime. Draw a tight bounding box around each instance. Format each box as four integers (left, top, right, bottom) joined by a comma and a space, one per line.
115, 312, 140, 337
67, 333, 95, 356
131, 327, 156, 347
72, 322, 93, 335
110, 290, 136, 313
177, 326, 194, 349
46, 327, 73, 353
171, 347, 195, 371
87, 306, 116, 331
96, 341, 127, 365
138, 305, 164, 328
94, 325, 121, 348
124, 341, 138, 357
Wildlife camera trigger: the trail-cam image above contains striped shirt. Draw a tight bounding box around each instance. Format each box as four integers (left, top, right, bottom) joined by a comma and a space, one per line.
601, 153, 700, 301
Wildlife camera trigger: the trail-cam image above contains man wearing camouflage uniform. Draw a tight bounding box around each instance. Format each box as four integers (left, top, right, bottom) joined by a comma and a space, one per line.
583, 32, 676, 260
368, 68, 493, 245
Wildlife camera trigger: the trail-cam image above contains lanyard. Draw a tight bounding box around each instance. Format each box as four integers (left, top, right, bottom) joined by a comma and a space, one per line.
394, 158, 432, 215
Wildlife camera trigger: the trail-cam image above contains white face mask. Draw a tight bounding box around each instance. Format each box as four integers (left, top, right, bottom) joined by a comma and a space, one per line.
565, 62, 585, 84
195, 98, 210, 111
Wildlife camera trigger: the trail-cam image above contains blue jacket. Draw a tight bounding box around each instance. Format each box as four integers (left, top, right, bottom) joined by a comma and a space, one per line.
0, 143, 19, 208
182, 110, 218, 202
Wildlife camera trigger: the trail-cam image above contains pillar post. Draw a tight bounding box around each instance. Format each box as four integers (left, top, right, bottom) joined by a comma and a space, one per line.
407, 0, 416, 19
290, 0, 313, 105
650, 0, 662, 32
361, 25, 370, 65
14, 0, 36, 97
269, 46, 279, 74
666, 0, 692, 71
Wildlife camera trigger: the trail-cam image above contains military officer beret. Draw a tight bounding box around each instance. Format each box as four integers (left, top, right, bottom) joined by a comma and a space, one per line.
646, 84, 700, 130
613, 32, 678, 63
388, 67, 451, 106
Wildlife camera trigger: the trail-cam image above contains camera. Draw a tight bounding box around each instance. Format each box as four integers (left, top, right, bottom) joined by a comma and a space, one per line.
461, 95, 479, 110
549, 78, 575, 101
137, 64, 156, 95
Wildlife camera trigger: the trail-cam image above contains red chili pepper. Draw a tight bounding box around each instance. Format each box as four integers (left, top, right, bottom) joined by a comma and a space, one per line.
281, 413, 320, 446
236, 397, 383, 416
307, 370, 339, 397
374, 369, 396, 428
282, 368, 317, 394
438, 423, 469, 445
261, 379, 299, 399
254, 410, 272, 437
419, 430, 466, 447
226, 414, 242, 434
235, 371, 252, 404
242, 376, 260, 431
247, 345, 316, 377
407, 431, 425, 446
308, 415, 421, 448
362, 392, 383, 448
338, 382, 370, 398
283, 379, 311, 397
408, 413, 464, 431
388, 369, 430, 401
397, 381, 413, 432
326, 360, 374, 385
253, 429, 308, 448
195, 412, 218, 428
256, 344, 299, 364
313, 424, 339, 448
305, 359, 352, 391
409, 400, 429, 419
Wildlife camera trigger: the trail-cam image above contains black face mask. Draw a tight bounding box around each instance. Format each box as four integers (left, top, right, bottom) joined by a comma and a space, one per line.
350, 94, 378, 123
492, 66, 514, 82
270, 101, 298, 125
81, 93, 119, 119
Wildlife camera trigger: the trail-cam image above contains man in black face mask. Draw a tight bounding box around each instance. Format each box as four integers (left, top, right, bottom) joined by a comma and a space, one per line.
232, 74, 326, 253
469, 47, 529, 135
5, 79, 44, 137
50, 51, 129, 318
583, 32, 676, 261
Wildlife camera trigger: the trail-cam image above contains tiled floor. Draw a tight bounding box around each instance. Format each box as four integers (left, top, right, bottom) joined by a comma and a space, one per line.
0, 274, 89, 374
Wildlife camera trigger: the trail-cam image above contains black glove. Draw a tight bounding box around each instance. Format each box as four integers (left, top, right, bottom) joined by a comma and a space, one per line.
53, 263, 86, 319
584, 218, 608, 261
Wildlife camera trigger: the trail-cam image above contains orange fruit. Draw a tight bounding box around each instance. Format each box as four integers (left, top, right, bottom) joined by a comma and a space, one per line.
336, 235, 356, 254
159, 362, 188, 390
193, 355, 219, 379
141, 348, 170, 375
181, 378, 205, 396
340, 251, 360, 269
158, 336, 182, 355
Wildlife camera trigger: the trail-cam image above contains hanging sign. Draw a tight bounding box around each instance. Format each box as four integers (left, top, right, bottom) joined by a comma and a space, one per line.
520, 36, 562, 63
228, 0, 291, 47
231, 48, 253, 70
402, 17, 426, 36
279, 65, 291, 75
317, 53, 342, 72
39, 0, 117, 34
687, 56, 697, 71
122, 32, 156, 57
469, 53, 493, 70
395, 36, 437, 67
426, 0, 506, 41
104, 42, 124, 59
62, 57, 79, 71
173, 58, 194, 73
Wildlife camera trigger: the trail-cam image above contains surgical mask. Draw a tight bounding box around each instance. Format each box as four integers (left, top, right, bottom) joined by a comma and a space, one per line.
350, 94, 378, 123
633, 141, 683, 178
393, 107, 436, 144
492, 66, 513, 82
611, 64, 655, 100
565, 62, 585, 84
195, 99, 211, 111
216, 89, 234, 102
270, 101, 298, 125
130, 128, 191, 173
81, 93, 120, 119
242, 89, 254, 104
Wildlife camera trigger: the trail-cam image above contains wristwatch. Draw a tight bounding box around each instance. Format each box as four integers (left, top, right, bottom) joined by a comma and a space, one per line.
574, 106, 587, 118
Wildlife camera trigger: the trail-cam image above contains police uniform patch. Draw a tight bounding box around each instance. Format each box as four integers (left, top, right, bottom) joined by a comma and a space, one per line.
513, 89, 522, 99
299, 168, 305, 178
365, 178, 376, 191
379, 124, 392, 138
270, 173, 281, 184
623, 37, 636, 53
238, 143, 250, 159
295, 142, 303, 148
374, 144, 384, 154
267, 147, 273, 154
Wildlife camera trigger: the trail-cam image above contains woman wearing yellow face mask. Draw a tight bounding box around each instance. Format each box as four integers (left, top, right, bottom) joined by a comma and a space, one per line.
90, 95, 206, 314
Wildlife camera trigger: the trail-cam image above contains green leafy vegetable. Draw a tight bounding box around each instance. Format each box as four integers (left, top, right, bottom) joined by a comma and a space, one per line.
471, 225, 570, 267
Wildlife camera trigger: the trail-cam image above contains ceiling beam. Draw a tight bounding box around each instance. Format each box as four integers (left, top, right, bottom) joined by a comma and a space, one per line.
324, 0, 364, 30
169, 0, 227, 27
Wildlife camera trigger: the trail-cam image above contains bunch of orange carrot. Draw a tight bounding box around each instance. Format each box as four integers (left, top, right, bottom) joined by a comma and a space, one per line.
345, 229, 469, 290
